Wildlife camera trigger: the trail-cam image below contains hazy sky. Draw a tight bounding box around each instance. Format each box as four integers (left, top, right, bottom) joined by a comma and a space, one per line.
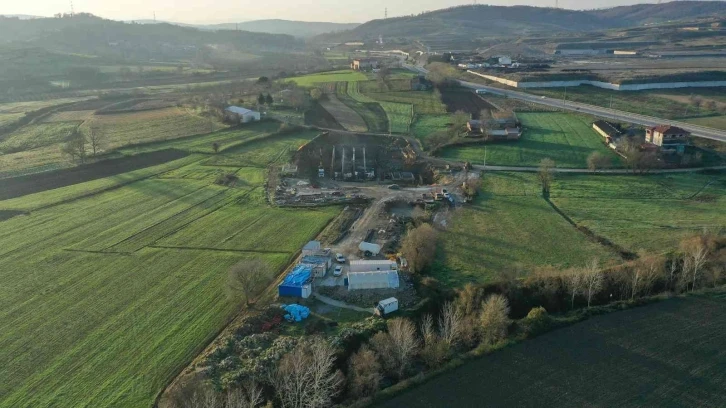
2, 0, 683, 23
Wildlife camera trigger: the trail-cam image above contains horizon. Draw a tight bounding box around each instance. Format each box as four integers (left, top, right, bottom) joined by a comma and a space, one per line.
0, 0, 700, 25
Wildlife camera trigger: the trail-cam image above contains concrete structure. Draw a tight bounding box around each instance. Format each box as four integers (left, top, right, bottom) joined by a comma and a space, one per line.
646, 125, 691, 153
347, 270, 400, 290
349, 260, 397, 273
351, 58, 379, 71
225, 106, 260, 123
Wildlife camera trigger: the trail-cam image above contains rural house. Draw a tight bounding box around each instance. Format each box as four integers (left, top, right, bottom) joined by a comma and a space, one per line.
351, 58, 379, 71
467, 119, 521, 140
225, 106, 260, 123
645, 125, 691, 153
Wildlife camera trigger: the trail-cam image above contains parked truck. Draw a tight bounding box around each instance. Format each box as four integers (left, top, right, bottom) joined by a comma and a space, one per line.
374, 297, 399, 317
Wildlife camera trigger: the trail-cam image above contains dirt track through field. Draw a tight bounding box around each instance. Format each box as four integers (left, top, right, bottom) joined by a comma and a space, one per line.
319, 94, 368, 132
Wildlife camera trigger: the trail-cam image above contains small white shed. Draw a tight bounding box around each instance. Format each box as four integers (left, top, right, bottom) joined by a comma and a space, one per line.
349, 260, 397, 273
225, 106, 261, 123
347, 270, 399, 291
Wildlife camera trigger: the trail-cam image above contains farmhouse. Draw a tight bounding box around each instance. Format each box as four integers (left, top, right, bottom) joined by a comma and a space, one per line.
467, 119, 521, 140
225, 106, 260, 123
645, 125, 691, 153
351, 58, 379, 71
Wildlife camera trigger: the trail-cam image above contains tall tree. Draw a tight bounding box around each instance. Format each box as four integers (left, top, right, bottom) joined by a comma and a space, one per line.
386, 318, 419, 379
479, 294, 511, 345
257, 93, 266, 106
61, 128, 87, 164
566, 269, 584, 308
400, 223, 437, 274
274, 339, 343, 408
347, 345, 381, 398
538, 158, 555, 197
87, 126, 105, 156
265, 93, 274, 105
438, 301, 463, 346
227, 259, 274, 307
581, 259, 604, 307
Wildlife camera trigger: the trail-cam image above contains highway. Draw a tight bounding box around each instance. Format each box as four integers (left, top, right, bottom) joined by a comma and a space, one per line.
404, 64, 726, 144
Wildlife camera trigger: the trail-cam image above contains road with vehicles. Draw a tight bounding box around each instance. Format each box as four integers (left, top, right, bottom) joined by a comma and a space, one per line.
404, 64, 726, 144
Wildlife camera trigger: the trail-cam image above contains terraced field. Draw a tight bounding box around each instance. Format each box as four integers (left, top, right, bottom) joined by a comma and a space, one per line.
336, 82, 388, 133
440, 112, 621, 168
0, 122, 79, 154
319, 94, 367, 132
411, 114, 452, 141
0, 154, 340, 408
347, 82, 412, 133
364, 91, 447, 115
287, 70, 368, 87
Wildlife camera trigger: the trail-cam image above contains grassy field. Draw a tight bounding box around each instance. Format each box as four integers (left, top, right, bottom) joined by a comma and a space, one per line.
286, 70, 368, 87
118, 121, 280, 155
0, 155, 339, 407
440, 112, 621, 168
319, 94, 368, 132
526, 86, 719, 120
379, 293, 726, 408
411, 114, 452, 141
0, 98, 93, 114
336, 82, 388, 133
41, 110, 96, 122
0, 112, 23, 126
683, 115, 726, 131
203, 129, 319, 168
363, 91, 447, 115
550, 172, 726, 253
0, 122, 79, 154
432, 172, 617, 286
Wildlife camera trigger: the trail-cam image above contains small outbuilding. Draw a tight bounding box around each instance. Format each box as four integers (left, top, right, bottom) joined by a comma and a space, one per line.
347, 270, 400, 291
278, 264, 313, 298
300, 255, 331, 278
225, 106, 261, 123
301, 241, 322, 257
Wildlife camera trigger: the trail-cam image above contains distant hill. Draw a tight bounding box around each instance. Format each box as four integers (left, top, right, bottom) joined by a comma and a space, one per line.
0, 14, 44, 20
313, 2, 726, 45
0, 14, 303, 56
591, 1, 726, 25
203, 19, 360, 38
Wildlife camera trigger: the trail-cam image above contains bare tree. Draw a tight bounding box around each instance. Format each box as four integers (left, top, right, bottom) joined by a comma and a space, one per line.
87, 126, 105, 156
687, 241, 708, 291
565, 269, 584, 309
226, 382, 264, 408
581, 259, 604, 307
61, 128, 87, 164
587, 152, 611, 173
227, 259, 275, 308
420, 313, 448, 367
347, 345, 381, 398
479, 294, 511, 345
439, 301, 463, 346
538, 158, 555, 196
387, 318, 419, 379
212, 142, 220, 154
274, 339, 343, 408
376, 67, 391, 90
369, 331, 396, 376
182, 385, 219, 408
400, 223, 437, 274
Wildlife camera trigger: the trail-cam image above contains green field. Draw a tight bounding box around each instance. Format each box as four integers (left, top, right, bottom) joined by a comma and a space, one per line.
287, 70, 368, 87
118, 121, 280, 155
0, 155, 339, 407
348, 82, 414, 134
550, 172, 726, 253
0, 122, 79, 154
362, 91, 447, 115
440, 112, 621, 168
526, 87, 719, 120
203, 130, 318, 168
432, 172, 617, 286
411, 114, 452, 141
0, 112, 23, 126
684, 115, 726, 131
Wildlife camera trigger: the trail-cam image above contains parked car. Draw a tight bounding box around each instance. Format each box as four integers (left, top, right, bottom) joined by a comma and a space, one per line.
335, 253, 346, 263
334, 265, 343, 277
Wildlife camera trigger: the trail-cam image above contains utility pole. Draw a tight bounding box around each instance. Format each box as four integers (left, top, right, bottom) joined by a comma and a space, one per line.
563, 87, 568, 106
385, 8, 388, 19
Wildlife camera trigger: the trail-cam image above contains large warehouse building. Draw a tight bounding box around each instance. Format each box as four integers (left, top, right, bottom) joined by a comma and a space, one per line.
347, 270, 400, 291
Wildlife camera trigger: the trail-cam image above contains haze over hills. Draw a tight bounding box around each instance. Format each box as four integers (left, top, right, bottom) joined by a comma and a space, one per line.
314, 2, 726, 43
201, 20, 360, 38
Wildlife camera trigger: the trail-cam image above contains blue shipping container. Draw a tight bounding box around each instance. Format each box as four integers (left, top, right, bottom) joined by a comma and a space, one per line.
278, 285, 303, 298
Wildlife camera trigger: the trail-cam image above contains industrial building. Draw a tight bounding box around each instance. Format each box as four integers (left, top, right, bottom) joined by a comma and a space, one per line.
349, 260, 398, 273
224, 106, 261, 123
347, 270, 400, 291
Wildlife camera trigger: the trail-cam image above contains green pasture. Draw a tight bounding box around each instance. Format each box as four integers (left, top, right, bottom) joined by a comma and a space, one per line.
286, 70, 368, 87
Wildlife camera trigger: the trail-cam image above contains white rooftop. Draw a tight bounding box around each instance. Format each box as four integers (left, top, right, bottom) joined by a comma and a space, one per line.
225, 106, 257, 115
